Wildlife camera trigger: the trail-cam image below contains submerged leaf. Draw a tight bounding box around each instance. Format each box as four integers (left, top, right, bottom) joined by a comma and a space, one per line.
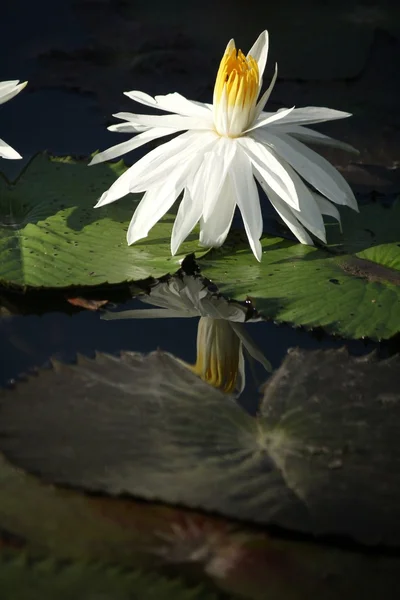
0, 349, 400, 547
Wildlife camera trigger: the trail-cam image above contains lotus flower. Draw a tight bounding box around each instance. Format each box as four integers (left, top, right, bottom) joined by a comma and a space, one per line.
91, 31, 357, 260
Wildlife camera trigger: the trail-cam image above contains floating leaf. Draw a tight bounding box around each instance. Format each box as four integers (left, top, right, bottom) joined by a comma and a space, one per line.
0, 154, 204, 289
197, 202, 400, 340
1, 349, 400, 546
0, 556, 219, 600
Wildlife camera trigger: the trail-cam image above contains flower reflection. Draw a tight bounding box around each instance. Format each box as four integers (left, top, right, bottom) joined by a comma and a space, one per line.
103, 274, 271, 395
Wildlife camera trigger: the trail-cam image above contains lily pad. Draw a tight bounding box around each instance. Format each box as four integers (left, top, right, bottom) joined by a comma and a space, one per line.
197, 202, 400, 340
1, 349, 400, 546
0, 154, 203, 289
0, 557, 218, 600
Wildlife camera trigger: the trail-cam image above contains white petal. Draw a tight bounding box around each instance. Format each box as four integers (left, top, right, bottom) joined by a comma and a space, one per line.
154, 93, 212, 118
94, 131, 204, 207
254, 130, 358, 209
127, 184, 179, 245
89, 127, 176, 165
111, 112, 213, 131
246, 30, 269, 79
0, 80, 27, 105
230, 148, 263, 261
239, 136, 299, 210
124, 90, 212, 118
0, 137, 22, 159
260, 154, 327, 242
313, 193, 342, 230
245, 106, 295, 133
128, 131, 218, 193
264, 106, 352, 127
224, 38, 236, 54
270, 124, 359, 153
108, 122, 150, 133
0, 80, 19, 92
252, 62, 278, 122
171, 188, 202, 255
254, 168, 313, 244
112, 112, 148, 123
214, 85, 229, 136
124, 90, 158, 109
199, 176, 236, 248
171, 147, 234, 254
127, 152, 206, 244
202, 138, 237, 220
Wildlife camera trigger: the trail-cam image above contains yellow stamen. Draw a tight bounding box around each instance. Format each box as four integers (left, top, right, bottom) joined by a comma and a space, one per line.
214, 47, 259, 109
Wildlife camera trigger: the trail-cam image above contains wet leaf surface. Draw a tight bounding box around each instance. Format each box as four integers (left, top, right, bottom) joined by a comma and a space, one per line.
0, 154, 205, 289
198, 202, 400, 340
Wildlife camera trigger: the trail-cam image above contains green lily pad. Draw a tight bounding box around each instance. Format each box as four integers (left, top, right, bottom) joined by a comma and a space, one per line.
1, 349, 400, 546
0, 557, 218, 600
0, 154, 203, 289
197, 202, 400, 340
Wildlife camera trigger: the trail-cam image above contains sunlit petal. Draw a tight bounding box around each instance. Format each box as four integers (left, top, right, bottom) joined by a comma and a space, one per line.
171, 187, 202, 255
254, 168, 313, 244
239, 136, 299, 210
89, 127, 176, 165
127, 152, 204, 244
0, 137, 22, 159
230, 148, 263, 261
260, 106, 352, 126
245, 106, 295, 133
112, 112, 213, 130
125, 90, 211, 118
271, 124, 359, 153
246, 30, 269, 80
199, 176, 236, 248
253, 62, 278, 121
254, 130, 358, 209
94, 131, 204, 207
0, 80, 27, 105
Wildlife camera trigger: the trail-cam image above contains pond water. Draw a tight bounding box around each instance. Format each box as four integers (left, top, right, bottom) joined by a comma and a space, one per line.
1, 0, 400, 598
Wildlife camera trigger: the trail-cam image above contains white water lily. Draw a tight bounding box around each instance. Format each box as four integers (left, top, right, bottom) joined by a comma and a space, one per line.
0, 80, 27, 159
91, 30, 358, 260
102, 275, 271, 395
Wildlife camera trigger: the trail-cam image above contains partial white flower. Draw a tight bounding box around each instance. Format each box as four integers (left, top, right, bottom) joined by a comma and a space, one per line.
0, 80, 27, 159
91, 31, 358, 260
102, 274, 271, 395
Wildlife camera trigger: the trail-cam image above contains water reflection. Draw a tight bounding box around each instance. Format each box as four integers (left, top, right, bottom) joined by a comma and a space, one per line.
103, 273, 271, 395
